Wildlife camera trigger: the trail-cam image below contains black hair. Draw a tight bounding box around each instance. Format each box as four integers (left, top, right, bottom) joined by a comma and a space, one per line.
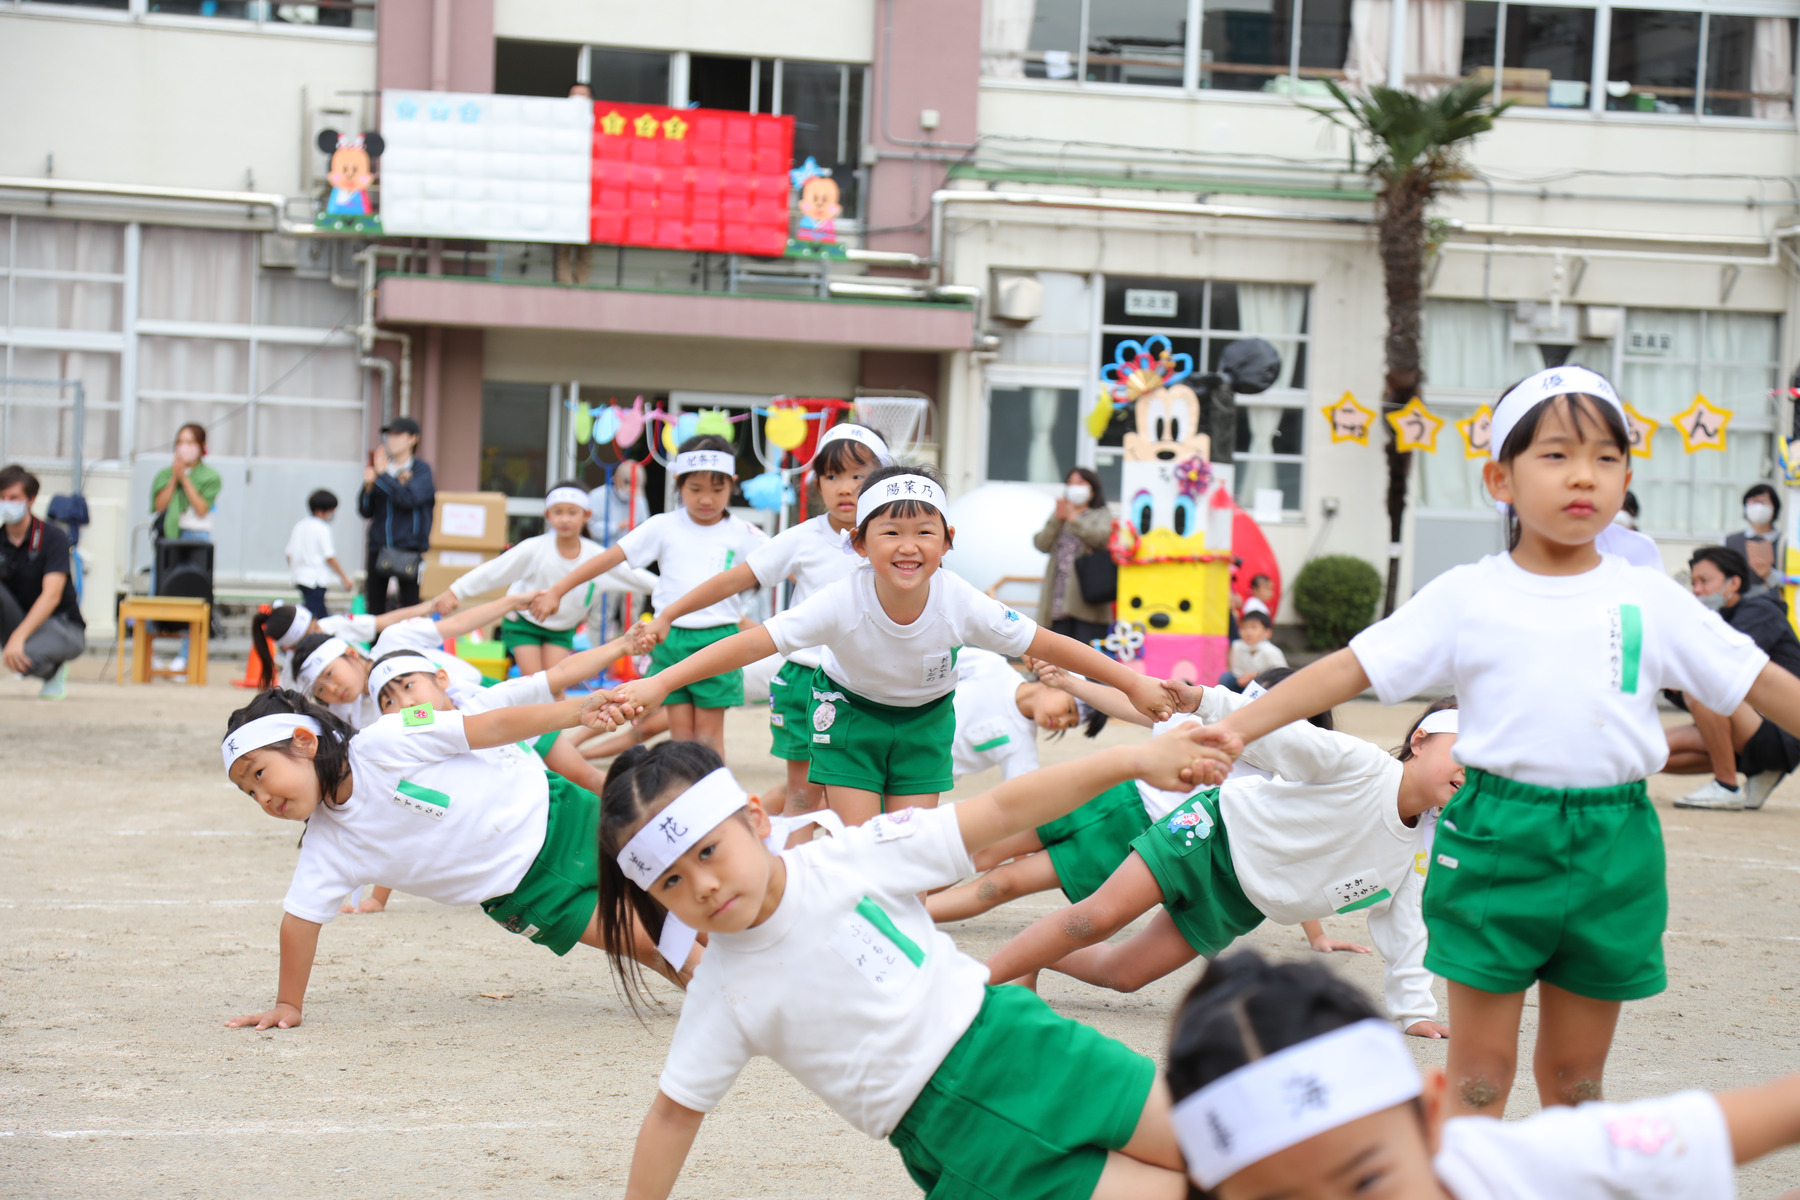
1238, 609, 1272, 631
1621, 490, 1640, 519
1252, 665, 1333, 731
307, 489, 338, 516
1067, 465, 1107, 509
1492, 382, 1631, 551
1690, 545, 1752, 598
673, 434, 736, 487
369, 647, 444, 706
0, 463, 40, 501
290, 631, 366, 695
813, 433, 883, 479
854, 462, 953, 545
225, 688, 357, 812
598, 740, 732, 1014
250, 605, 307, 691
1082, 705, 1110, 739
1396, 695, 1457, 762
1249, 573, 1271, 590
1743, 482, 1781, 520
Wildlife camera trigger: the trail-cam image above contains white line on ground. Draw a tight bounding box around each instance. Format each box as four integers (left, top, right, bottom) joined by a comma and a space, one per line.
113, 830, 272, 837
9, 1120, 566, 1140
0, 899, 281, 908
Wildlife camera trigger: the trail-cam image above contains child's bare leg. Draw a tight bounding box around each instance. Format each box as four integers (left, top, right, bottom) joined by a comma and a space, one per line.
758, 781, 788, 817
828, 785, 883, 826
512, 642, 545, 682
883, 792, 939, 814
972, 829, 1045, 873
577, 906, 691, 988
1443, 980, 1527, 1117
984, 853, 1165, 985
1047, 910, 1199, 993
1532, 982, 1621, 1108
927, 853, 1063, 923
340, 885, 393, 914
666, 702, 697, 743
782, 759, 825, 815
1092, 1077, 1185, 1198
538, 642, 572, 698
691, 706, 727, 761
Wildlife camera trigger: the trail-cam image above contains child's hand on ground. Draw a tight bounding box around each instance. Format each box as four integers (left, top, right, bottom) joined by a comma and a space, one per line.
1123, 674, 1174, 723
1163, 678, 1206, 713
1405, 1020, 1449, 1040
226, 1002, 301, 1030
1133, 723, 1230, 792
1308, 933, 1373, 954
339, 893, 388, 914
431, 590, 460, 616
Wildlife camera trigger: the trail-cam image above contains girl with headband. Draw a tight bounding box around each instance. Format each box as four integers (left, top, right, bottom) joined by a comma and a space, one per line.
979, 698, 1458, 1039
596, 727, 1228, 1200
218, 685, 679, 1032
531, 434, 767, 761
1184, 363, 1800, 1119
600, 463, 1177, 824
431, 481, 654, 699
250, 593, 449, 691
636, 423, 890, 815
1165, 948, 1800, 1199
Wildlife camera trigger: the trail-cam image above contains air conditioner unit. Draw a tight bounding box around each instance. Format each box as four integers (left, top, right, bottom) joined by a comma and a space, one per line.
994, 274, 1044, 323
260, 233, 299, 269
1581, 306, 1623, 340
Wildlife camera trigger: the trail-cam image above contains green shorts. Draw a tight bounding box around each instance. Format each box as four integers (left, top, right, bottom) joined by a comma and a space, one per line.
767, 659, 815, 762
806, 671, 956, 797
1036, 782, 1153, 903
889, 984, 1154, 1200
479, 774, 599, 957
1423, 767, 1666, 1001
1128, 788, 1266, 957
499, 614, 577, 655
649, 623, 744, 709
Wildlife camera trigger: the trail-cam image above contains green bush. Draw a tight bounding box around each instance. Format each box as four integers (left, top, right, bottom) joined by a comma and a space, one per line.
1292, 555, 1383, 650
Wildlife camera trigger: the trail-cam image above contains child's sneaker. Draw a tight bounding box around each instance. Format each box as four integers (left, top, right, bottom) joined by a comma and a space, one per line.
1744, 770, 1787, 810
1674, 778, 1745, 810
38, 664, 67, 700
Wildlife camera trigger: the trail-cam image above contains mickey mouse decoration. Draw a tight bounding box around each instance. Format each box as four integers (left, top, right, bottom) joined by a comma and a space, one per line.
315, 129, 384, 233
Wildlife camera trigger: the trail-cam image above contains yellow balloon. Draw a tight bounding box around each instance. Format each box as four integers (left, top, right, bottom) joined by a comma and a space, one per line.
661, 420, 680, 455
766, 406, 807, 451
1085, 393, 1116, 439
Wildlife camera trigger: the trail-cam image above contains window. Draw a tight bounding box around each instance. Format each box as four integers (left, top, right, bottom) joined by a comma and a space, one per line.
1460, 2, 1597, 108
988, 386, 1081, 483
144, 0, 370, 27
1088, 0, 1189, 86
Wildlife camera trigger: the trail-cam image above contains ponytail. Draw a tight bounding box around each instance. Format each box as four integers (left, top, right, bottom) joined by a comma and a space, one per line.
249, 605, 304, 691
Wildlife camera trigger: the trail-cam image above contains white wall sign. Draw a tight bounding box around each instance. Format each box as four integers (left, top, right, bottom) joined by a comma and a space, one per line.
439, 502, 489, 539
1124, 288, 1179, 318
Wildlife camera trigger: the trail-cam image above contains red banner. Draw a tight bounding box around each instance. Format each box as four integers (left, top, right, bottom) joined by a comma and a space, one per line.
590, 104, 794, 257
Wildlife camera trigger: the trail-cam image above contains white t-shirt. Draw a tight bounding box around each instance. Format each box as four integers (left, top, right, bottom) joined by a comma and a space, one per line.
451, 532, 630, 631
1435, 1090, 1734, 1199
747, 515, 864, 669
324, 618, 486, 730
950, 648, 1039, 781
1350, 552, 1767, 787
617, 509, 769, 629
1229, 638, 1287, 681
764, 568, 1039, 707
285, 516, 337, 589
282, 710, 548, 925
274, 612, 377, 691
657, 806, 987, 1138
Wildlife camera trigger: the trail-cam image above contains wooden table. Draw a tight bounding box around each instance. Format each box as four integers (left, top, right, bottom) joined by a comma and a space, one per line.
116, 596, 210, 686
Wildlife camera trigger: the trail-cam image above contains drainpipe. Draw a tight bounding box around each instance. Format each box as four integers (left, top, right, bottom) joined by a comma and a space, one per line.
0, 175, 327, 236
356, 248, 413, 419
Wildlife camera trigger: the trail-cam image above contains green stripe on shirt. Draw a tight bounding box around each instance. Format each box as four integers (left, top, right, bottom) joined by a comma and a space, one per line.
971, 734, 1011, 753
855, 896, 925, 967
1335, 887, 1392, 914
1619, 603, 1642, 695
395, 779, 450, 809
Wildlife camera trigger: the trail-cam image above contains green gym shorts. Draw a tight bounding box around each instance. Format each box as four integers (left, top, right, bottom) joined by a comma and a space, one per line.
649, 622, 744, 709
1128, 788, 1266, 957
806, 670, 955, 796
499, 614, 577, 655
1423, 767, 1666, 1001
479, 773, 599, 956
1036, 782, 1153, 903
889, 983, 1154, 1200
767, 659, 815, 762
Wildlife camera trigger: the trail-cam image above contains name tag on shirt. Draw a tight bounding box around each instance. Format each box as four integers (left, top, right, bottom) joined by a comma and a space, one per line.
966, 718, 1012, 755
922, 651, 955, 687
393, 779, 450, 820
829, 897, 924, 989
1327, 871, 1392, 914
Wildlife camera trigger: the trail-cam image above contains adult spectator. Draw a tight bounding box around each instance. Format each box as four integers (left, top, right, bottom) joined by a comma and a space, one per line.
1668, 544, 1800, 810
0, 464, 85, 699
1725, 482, 1783, 592
1033, 467, 1114, 648
151, 423, 220, 546
358, 416, 435, 614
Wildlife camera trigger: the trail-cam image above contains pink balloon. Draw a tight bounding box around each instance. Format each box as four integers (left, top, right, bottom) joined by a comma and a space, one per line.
615, 396, 645, 447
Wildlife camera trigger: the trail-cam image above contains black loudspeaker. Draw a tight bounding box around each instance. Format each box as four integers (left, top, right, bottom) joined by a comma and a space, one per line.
153, 538, 214, 632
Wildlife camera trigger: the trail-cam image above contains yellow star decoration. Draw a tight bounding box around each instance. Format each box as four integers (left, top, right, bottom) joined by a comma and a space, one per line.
662, 115, 689, 140
1672, 393, 1731, 453
1455, 404, 1493, 459
599, 110, 626, 137
1321, 392, 1376, 446
633, 113, 661, 138
1386, 397, 1445, 453
1621, 400, 1660, 460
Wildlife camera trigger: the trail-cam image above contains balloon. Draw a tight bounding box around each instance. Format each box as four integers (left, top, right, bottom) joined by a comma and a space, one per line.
694, 408, 735, 443
592, 405, 621, 446
741, 470, 794, 512
1218, 338, 1283, 395
615, 397, 645, 447
1085, 393, 1116, 439
574, 401, 593, 446
765, 405, 808, 451
660, 412, 700, 455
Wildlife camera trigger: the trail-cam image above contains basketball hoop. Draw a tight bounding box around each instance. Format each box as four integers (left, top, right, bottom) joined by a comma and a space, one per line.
852, 394, 933, 461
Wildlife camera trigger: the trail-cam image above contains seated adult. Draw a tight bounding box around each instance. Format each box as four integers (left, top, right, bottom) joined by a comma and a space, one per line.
1667, 544, 1800, 810
0, 464, 86, 699
1725, 481, 1784, 593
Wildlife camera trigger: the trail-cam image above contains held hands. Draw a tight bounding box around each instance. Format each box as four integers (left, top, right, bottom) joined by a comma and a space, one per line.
630, 619, 665, 655
1186, 723, 1246, 786
588, 679, 663, 729
1162, 678, 1206, 714
1123, 674, 1175, 723
431, 589, 461, 616
509, 591, 540, 612
1132, 722, 1233, 793
527, 588, 563, 622
226, 1001, 301, 1031
1025, 656, 1071, 691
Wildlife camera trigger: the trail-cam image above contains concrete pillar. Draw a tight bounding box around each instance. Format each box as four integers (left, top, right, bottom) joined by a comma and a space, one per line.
378, 0, 494, 93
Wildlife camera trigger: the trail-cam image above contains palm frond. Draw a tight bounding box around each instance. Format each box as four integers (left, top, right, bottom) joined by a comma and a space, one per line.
1315, 77, 1511, 187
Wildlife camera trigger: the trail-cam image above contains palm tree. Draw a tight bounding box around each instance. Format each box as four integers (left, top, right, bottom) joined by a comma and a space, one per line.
1316, 78, 1509, 615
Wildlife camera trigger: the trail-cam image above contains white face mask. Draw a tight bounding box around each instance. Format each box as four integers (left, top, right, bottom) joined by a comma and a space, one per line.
1746, 501, 1775, 527
1697, 589, 1729, 611
176, 443, 201, 464
1065, 483, 1092, 506
0, 499, 28, 525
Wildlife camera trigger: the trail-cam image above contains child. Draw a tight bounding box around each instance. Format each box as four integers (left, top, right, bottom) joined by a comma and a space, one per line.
285, 489, 354, 619
980, 695, 1457, 1038
532, 436, 767, 760
1221, 609, 1284, 692
637, 423, 890, 813
949, 646, 1105, 783
219, 685, 677, 1032
251, 593, 439, 692
601, 464, 1176, 824
1185, 364, 1800, 1117
1164, 949, 1800, 1199
1241, 573, 1275, 620
434, 482, 652, 698
598, 729, 1226, 1200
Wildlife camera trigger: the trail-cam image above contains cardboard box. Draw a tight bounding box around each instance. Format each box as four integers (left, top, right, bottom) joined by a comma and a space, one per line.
431, 491, 509, 551
422, 547, 503, 604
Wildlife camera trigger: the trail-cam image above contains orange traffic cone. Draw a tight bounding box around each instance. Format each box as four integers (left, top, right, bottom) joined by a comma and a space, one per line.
232, 604, 273, 689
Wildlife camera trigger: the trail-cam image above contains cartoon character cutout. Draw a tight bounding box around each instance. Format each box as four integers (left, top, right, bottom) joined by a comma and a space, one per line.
790, 156, 841, 245
1088, 335, 1211, 463
317, 129, 384, 217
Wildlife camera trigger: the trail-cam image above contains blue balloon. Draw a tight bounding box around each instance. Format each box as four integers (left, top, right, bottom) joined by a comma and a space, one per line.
742, 470, 795, 512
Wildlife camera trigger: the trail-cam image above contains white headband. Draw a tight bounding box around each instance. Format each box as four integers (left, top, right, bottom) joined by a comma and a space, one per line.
295, 637, 350, 694
1174, 1019, 1423, 1189
1417, 708, 1458, 737
617, 767, 749, 888
274, 609, 310, 650
221, 714, 322, 774
812, 423, 894, 467
367, 653, 442, 699
545, 486, 590, 511
671, 450, 736, 479
1490, 366, 1624, 460
855, 474, 946, 527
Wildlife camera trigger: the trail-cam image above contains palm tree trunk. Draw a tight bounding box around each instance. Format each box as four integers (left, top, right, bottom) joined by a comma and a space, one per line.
1377, 170, 1431, 616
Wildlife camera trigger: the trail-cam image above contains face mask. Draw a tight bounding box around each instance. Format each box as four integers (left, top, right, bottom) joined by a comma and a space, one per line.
1065, 484, 1092, 506
1697, 590, 1728, 611
176, 443, 200, 464
1746, 501, 1775, 527
0, 500, 27, 524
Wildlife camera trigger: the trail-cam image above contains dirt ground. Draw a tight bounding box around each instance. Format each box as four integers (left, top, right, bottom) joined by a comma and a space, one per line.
5, 657, 1800, 1197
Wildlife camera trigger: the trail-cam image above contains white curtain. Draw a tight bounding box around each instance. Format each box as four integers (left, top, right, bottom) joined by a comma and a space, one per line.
140, 227, 254, 323
1235, 285, 1309, 502
1753, 17, 1795, 120
1027, 386, 1063, 482
983, 0, 1036, 78
7, 348, 121, 463
12, 219, 124, 334
1344, 0, 1465, 90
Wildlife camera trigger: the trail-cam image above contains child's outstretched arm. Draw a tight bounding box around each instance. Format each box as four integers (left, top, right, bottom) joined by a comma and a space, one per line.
464, 693, 624, 747
529, 544, 630, 622
1024, 627, 1173, 722
640, 562, 760, 645
1188, 648, 1371, 781
225, 912, 320, 1030
625, 1091, 705, 1200
433, 591, 534, 643
369, 594, 444, 633
1027, 656, 1152, 728
542, 629, 640, 694
1717, 1071, 1800, 1164
603, 627, 778, 721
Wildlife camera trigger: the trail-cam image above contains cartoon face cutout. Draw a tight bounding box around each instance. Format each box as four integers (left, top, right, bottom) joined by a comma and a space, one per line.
1122, 383, 1210, 463
1117, 560, 1232, 637
317, 129, 384, 217
799, 176, 842, 225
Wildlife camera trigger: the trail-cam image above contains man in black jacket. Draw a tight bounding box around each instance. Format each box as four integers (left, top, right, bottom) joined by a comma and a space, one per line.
1668, 544, 1800, 810
358, 416, 435, 614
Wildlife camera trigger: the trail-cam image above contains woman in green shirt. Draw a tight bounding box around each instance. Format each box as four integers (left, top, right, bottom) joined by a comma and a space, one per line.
151, 423, 221, 542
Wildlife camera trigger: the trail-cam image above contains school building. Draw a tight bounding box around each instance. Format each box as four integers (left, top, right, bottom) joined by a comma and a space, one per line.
3, 0, 1797, 635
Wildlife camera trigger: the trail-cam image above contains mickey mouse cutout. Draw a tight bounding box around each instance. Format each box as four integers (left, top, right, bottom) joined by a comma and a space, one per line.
1092, 336, 1210, 463
316, 129, 384, 230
